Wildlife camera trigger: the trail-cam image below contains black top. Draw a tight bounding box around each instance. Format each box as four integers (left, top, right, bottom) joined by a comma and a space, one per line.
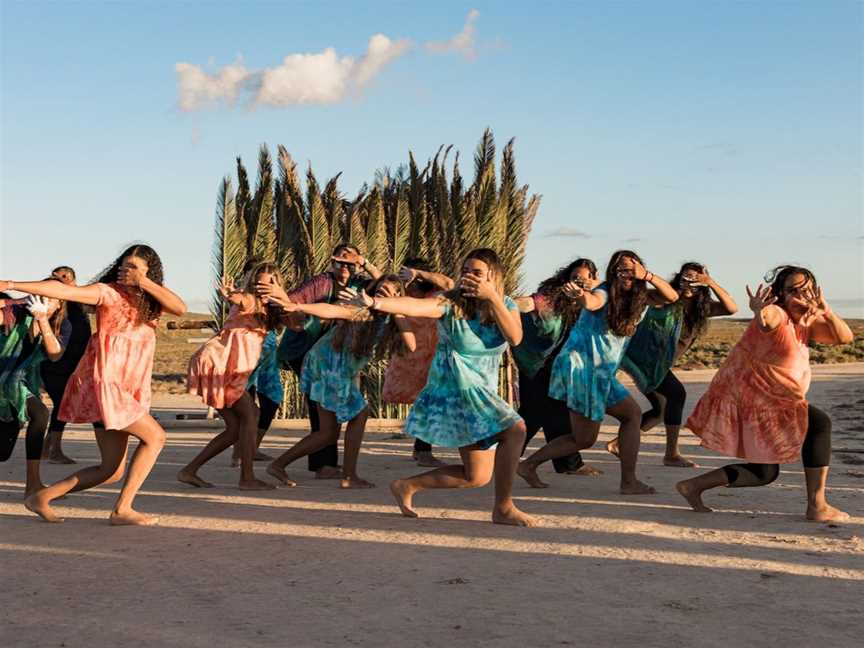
40, 303, 91, 377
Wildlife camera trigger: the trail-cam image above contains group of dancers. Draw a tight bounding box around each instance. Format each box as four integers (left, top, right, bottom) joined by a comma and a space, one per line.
0, 241, 854, 526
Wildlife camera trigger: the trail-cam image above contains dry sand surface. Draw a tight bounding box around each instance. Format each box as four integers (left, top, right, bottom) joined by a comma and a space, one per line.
2, 365, 863, 648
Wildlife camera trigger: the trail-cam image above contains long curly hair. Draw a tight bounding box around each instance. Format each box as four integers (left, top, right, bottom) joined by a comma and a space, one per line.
94, 244, 165, 324
444, 248, 505, 324
671, 262, 712, 339
41, 278, 68, 338
241, 261, 284, 330
331, 274, 406, 359
536, 257, 598, 330
605, 250, 649, 337
765, 265, 818, 311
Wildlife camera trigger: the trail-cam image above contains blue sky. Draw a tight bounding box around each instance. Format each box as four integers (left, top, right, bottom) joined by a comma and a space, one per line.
1, 1, 862, 314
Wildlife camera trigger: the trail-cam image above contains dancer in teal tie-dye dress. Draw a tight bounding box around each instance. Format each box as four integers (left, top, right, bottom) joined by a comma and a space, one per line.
359, 248, 536, 527
266, 275, 415, 490
519, 250, 679, 496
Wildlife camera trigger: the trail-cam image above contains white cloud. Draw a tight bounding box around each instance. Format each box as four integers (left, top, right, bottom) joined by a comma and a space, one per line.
175, 34, 410, 112
425, 9, 480, 60
545, 227, 590, 239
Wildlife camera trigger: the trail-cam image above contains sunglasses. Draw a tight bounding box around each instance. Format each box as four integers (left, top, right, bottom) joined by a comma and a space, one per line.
333, 261, 357, 273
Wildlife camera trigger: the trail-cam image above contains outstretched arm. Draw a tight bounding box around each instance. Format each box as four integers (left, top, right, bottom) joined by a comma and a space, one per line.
0, 279, 102, 305
281, 300, 366, 321
363, 293, 448, 319
399, 266, 455, 292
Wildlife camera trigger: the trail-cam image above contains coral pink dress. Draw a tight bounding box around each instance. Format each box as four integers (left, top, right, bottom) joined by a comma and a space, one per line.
382, 317, 438, 404
686, 310, 812, 464
187, 305, 266, 409
60, 283, 158, 430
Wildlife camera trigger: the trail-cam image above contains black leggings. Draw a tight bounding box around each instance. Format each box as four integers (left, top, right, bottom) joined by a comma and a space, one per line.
722, 405, 832, 488
0, 397, 49, 462
42, 370, 72, 433
643, 371, 686, 427
518, 365, 583, 473
287, 357, 338, 471
248, 388, 279, 432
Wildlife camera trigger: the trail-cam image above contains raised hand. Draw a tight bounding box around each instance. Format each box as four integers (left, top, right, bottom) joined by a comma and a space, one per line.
335, 286, 358, 305
218, 276, 235, 299
255, 278, 287, 305
632, 260, 649, 281
398, 266, 418, 285
561, 281, 584, 300
348, 289, 375, 309
690, 270, 712, 287
118, 264, 146, 288
746, 283, 776, 315
332, 249, 365, 268
26, 295, 48, 317
459, 275, 497, 301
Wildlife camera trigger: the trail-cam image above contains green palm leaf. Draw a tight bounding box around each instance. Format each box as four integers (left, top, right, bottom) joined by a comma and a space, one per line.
306, 166, 331, 274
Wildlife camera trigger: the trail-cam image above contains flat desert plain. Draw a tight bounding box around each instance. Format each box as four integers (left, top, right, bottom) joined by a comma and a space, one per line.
1, 364, 862, 648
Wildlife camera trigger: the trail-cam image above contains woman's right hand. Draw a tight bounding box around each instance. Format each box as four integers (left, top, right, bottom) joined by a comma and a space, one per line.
349, 289, 375, 309
218, 276, 235, 299
746, 283, 776, 315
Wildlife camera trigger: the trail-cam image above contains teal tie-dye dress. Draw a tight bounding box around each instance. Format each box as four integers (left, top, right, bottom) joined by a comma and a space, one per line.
549, 284, 644, 421
299, 319, 386, 424
405, 297, 522, 449
247, 330, 284, 405
619, 304, 684, 394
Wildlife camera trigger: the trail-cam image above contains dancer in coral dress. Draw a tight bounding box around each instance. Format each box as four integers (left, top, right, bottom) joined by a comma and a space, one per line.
179, 262, 283, 490
1, 244, 187, 525
676, 266, 853, 522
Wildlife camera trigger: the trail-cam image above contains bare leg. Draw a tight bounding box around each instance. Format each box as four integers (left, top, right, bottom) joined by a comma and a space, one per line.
518, 412, 600, 488
231, 393, 274, 490
607, 397, 655, 494
267, 414, 343, 487
46, 431, 76, 464
491, 422, 537, 526
340, 408, 373, 488
390, 445, 495, 519
675, 469, 729, 512
662, 424, 697, 467
110, 414, 167, 525
804, 466, 849, 522
26, 428, 129, 523
177, 408, 240, 488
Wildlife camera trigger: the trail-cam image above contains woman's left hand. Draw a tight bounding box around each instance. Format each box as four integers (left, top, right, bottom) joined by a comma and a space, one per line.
118, 265, 146, 287
562, 281, 584, 300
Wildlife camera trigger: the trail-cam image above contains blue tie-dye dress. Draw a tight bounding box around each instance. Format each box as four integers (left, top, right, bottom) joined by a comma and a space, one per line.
405, 297, 522, 449
300, 319, 386, 424
549, 284, 644, 421
247, 330, 284, 405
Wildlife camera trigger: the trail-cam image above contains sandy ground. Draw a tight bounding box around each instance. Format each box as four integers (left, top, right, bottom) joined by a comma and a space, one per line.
1, 365, 863, 648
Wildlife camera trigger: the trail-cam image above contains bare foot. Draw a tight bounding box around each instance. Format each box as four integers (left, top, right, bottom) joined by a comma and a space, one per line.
640, 414, 662, 432
266, 464, 297, 487
239, 478, 276, 491
620, 479, 657, 495
493, 504, 538, 527
606, 439, 620, 458
315, 465, 342, 480
517, 462, 549, 488
416, 452, 446, 468
390, 479, 418, 518
676, 480, 712, 512
340, 476, 375, 489
177, 469, 214, 488
566, 464, 604, 476
48, 452, 76, 465
664, 455, 698, 468
806, 503, 850, 523
110, 510, 158, 526
25, 493, 63, 523
254, 450, 273, 461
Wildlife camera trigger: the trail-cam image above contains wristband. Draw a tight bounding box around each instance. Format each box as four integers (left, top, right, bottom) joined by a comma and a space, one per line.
645, 271, 653, 282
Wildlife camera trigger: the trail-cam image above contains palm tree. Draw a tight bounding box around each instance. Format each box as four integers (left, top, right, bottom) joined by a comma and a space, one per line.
210, 129, 541, 417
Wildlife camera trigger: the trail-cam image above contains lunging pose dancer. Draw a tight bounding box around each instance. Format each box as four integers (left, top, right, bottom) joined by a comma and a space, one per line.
179, 262, 283, 490
2, 244, 187, 525
617, 262, 737, 467
357, 248, 536, 526
676, 266, 853, 522
266, 274, 414, 488
518, 250, 678, 494
513, 257, 601, 479
40, 266, 91, 464
0, 288, 69, 495
382, 258, 454, 467
264, 243, 382, 479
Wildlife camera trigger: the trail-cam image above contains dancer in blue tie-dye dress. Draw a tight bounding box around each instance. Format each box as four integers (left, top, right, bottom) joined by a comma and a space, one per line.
265, 275, 415, 490
519, 250, 679, 495
359, 249, 536, 527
